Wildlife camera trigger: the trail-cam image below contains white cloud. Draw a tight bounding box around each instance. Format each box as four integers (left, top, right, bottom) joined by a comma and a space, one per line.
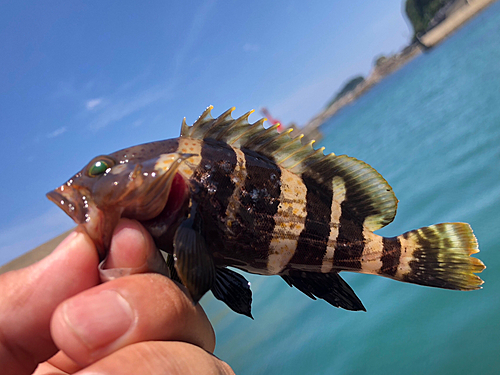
86, 98, 103, 110
46, 126, 67, 138
132, 119, 145, 127
243, 43, 260, 52
87, 87, 171, 131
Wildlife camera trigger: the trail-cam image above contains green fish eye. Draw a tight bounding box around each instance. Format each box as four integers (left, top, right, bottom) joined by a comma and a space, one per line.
88, 158, 114, 177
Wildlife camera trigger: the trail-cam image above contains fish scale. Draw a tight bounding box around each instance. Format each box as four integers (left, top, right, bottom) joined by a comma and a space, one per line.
47, 106, 485, 318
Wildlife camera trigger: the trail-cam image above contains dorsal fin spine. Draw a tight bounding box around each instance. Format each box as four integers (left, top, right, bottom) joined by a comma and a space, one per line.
243, 123, 280, 149
254, 127, 293, 153
279, 140, 317, 169
190, 105, 214, 138
275, 137, 309, 165
204, 107, 235, 139
229, 118, 265, 147
270, 130, 299, 157
181, 117, 189, 137
271, 136, 304, 163
216, 110, 254, 141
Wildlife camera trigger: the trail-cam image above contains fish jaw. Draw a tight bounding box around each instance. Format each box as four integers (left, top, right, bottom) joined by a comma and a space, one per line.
47, 184, 121, 258
46, 184, 88, 225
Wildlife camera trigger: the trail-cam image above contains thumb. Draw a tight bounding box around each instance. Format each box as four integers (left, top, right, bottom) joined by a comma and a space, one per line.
0, 230, 100, 375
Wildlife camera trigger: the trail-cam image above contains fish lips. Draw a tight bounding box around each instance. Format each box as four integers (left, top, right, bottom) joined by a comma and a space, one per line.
46, 186, 88, 224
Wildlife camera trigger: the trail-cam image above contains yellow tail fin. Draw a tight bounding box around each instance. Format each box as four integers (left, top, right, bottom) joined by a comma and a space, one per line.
385, 223, 485, 290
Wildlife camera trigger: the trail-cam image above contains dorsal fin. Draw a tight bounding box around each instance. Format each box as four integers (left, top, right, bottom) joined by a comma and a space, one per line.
181, 107, 398, 230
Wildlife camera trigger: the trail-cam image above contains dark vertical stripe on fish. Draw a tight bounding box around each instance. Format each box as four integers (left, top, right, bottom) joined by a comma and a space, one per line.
288, 173, 333, 266
237, 148, 282, 265
333, 202, 364, 270
380, 237, 401, 276
193, 138, 238, 220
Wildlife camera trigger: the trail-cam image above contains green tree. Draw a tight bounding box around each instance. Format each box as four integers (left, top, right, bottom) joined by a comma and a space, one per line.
405, 0, 451, 38
326, 76, 365, 107
375, 55, 388, 67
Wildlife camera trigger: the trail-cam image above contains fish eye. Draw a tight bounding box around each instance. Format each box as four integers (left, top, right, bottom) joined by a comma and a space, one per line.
87, 157, 115, 177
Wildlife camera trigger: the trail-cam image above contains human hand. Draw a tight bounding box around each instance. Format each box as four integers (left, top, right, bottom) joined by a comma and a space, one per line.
0, 219, 234, 374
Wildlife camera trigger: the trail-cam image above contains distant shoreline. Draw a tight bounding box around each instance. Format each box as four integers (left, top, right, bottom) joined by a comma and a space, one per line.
297, 0, 498, 142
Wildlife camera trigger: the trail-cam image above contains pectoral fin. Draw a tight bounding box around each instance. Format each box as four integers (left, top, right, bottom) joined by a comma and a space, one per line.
173, 221, 216, 304
212, 268, 253, 319
281, 270, 366, 311
164, 253, 182, 283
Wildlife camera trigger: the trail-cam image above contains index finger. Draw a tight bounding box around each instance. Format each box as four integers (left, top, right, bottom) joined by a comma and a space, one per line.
0, 230, 100, 375
98, 219, 170, 281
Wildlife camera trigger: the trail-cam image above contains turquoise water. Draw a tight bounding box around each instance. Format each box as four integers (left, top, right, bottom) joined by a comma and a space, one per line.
203, 3, 500, 374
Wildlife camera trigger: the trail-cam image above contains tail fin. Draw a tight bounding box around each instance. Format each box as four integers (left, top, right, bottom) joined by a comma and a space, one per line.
382, 223, 485, 290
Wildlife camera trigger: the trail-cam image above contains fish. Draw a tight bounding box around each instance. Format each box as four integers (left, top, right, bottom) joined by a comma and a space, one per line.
47, 106, 485, 318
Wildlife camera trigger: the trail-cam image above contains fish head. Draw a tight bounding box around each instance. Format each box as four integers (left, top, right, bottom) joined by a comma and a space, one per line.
47, 140, 193, 258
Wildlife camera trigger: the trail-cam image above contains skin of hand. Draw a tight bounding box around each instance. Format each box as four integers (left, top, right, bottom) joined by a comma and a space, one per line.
0, 219, 234, 375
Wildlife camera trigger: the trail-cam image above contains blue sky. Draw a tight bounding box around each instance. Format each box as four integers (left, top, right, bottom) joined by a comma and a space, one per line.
0, 0, 411, 265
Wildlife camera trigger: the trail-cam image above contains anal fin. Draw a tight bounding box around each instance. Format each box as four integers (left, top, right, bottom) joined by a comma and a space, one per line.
212, 268, 253, 319
281, 270, 366, 312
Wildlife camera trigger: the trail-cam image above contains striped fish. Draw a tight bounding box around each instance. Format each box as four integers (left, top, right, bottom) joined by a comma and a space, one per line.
47, 107, 485, 317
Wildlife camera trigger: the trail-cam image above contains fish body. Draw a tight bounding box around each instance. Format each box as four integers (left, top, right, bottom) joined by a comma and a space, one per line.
47, 107, 485, 317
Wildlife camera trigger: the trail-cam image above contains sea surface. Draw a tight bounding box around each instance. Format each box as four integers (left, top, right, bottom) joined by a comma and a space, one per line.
203, 2, 500, 374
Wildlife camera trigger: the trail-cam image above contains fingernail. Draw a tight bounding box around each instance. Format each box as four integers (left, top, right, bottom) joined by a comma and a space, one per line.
63, 290, 134, 349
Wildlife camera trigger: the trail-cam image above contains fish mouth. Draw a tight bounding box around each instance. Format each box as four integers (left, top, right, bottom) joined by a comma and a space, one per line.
46, 186, 88, 224
47, 185, 118, 259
